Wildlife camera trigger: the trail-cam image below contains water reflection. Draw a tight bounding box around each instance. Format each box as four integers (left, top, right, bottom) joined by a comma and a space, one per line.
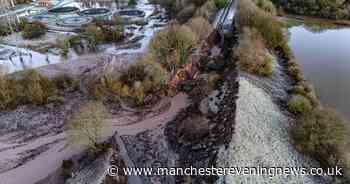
288, 19, 350, 119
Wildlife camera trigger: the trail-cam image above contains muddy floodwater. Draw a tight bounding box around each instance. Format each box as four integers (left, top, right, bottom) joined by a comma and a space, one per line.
287, 19, 350, 119
0, 0, 167, 73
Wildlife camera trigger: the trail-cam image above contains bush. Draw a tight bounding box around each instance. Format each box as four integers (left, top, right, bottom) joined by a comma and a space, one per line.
149, 0, 177, 15
288, 94, 312, 115
17, 18, 29, 31
82, 24, 123, 51
271, 0, 350, 20
0, 70, 71, 109
288, 63, 304, 82
52, 74, 78, 91
100, 26, 123, 43
215, 0, 229, 9
21, 69, 57, 105
235, 28, 274, 77
195, 0, 218, 20
292, 108, 348, 169
187, 16, 213, 40
237, 0, 287, 51
0, 75, 12, 109
0, 25, 12, 36
22, 21, 47, 39
150, 24, 198, 74
83, 25, 105, 50
61, 159, 74, 180
66, 101, 108, 153
253, 0, 276, 15
176, 4, 197, 23
128, 0, 137, 6
89, 55, 169, 106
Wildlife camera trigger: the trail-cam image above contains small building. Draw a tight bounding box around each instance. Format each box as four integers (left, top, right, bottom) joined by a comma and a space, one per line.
36, 0, 59, 7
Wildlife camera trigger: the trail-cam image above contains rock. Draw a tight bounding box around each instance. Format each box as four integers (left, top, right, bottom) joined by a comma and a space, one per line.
199, 97, 209, 114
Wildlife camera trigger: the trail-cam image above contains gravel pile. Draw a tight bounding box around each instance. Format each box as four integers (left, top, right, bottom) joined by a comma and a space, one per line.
217, 76, 327, 184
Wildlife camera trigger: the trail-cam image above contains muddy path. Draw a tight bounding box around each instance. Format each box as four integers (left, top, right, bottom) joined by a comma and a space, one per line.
0, 93, 187, 184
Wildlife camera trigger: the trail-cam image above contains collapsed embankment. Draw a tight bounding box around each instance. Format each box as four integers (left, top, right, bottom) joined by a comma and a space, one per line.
164, 27, 239, 183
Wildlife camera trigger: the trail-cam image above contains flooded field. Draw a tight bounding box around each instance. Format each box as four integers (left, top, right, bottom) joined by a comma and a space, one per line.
287, 18, 350, 119
0, 0, 167, 73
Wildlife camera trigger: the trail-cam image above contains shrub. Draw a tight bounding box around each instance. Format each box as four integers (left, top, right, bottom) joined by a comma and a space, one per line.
150, 24, 198, 74
195, 0, 218, 20
0, 75, 12, 109
271, 0, 350, 20
61, 159, 74, 180
83, 25, 105, 50
176, 4, 197, 23
149, 0, 177, 15
288, 64, 304, 82
17, 18, 29, 31
66, 101, 108, 153
128, 0, 137, 6
0, 70, 63, 109
52, 74, 78, 91
0, 24, 12, 36
58, 38, 71, 57
235, 28, 274, 77
89, 55, 169, 106
81, 23, 123, 51
187, 16, 213, 40
292, 108, 348, 169
100, 26, 123, 43
22, 21, 47, 39
288, 94, 312, 115
20, 69, 57, 105
215, 0, 229, 9
253, 0, 276, 15
237, 0, 287, 51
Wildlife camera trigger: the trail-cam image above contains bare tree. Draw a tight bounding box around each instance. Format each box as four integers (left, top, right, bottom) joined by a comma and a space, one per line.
66, 101, 109, 153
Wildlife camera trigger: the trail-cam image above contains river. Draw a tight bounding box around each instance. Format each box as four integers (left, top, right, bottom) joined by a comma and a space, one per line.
287, 18, 350, 120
